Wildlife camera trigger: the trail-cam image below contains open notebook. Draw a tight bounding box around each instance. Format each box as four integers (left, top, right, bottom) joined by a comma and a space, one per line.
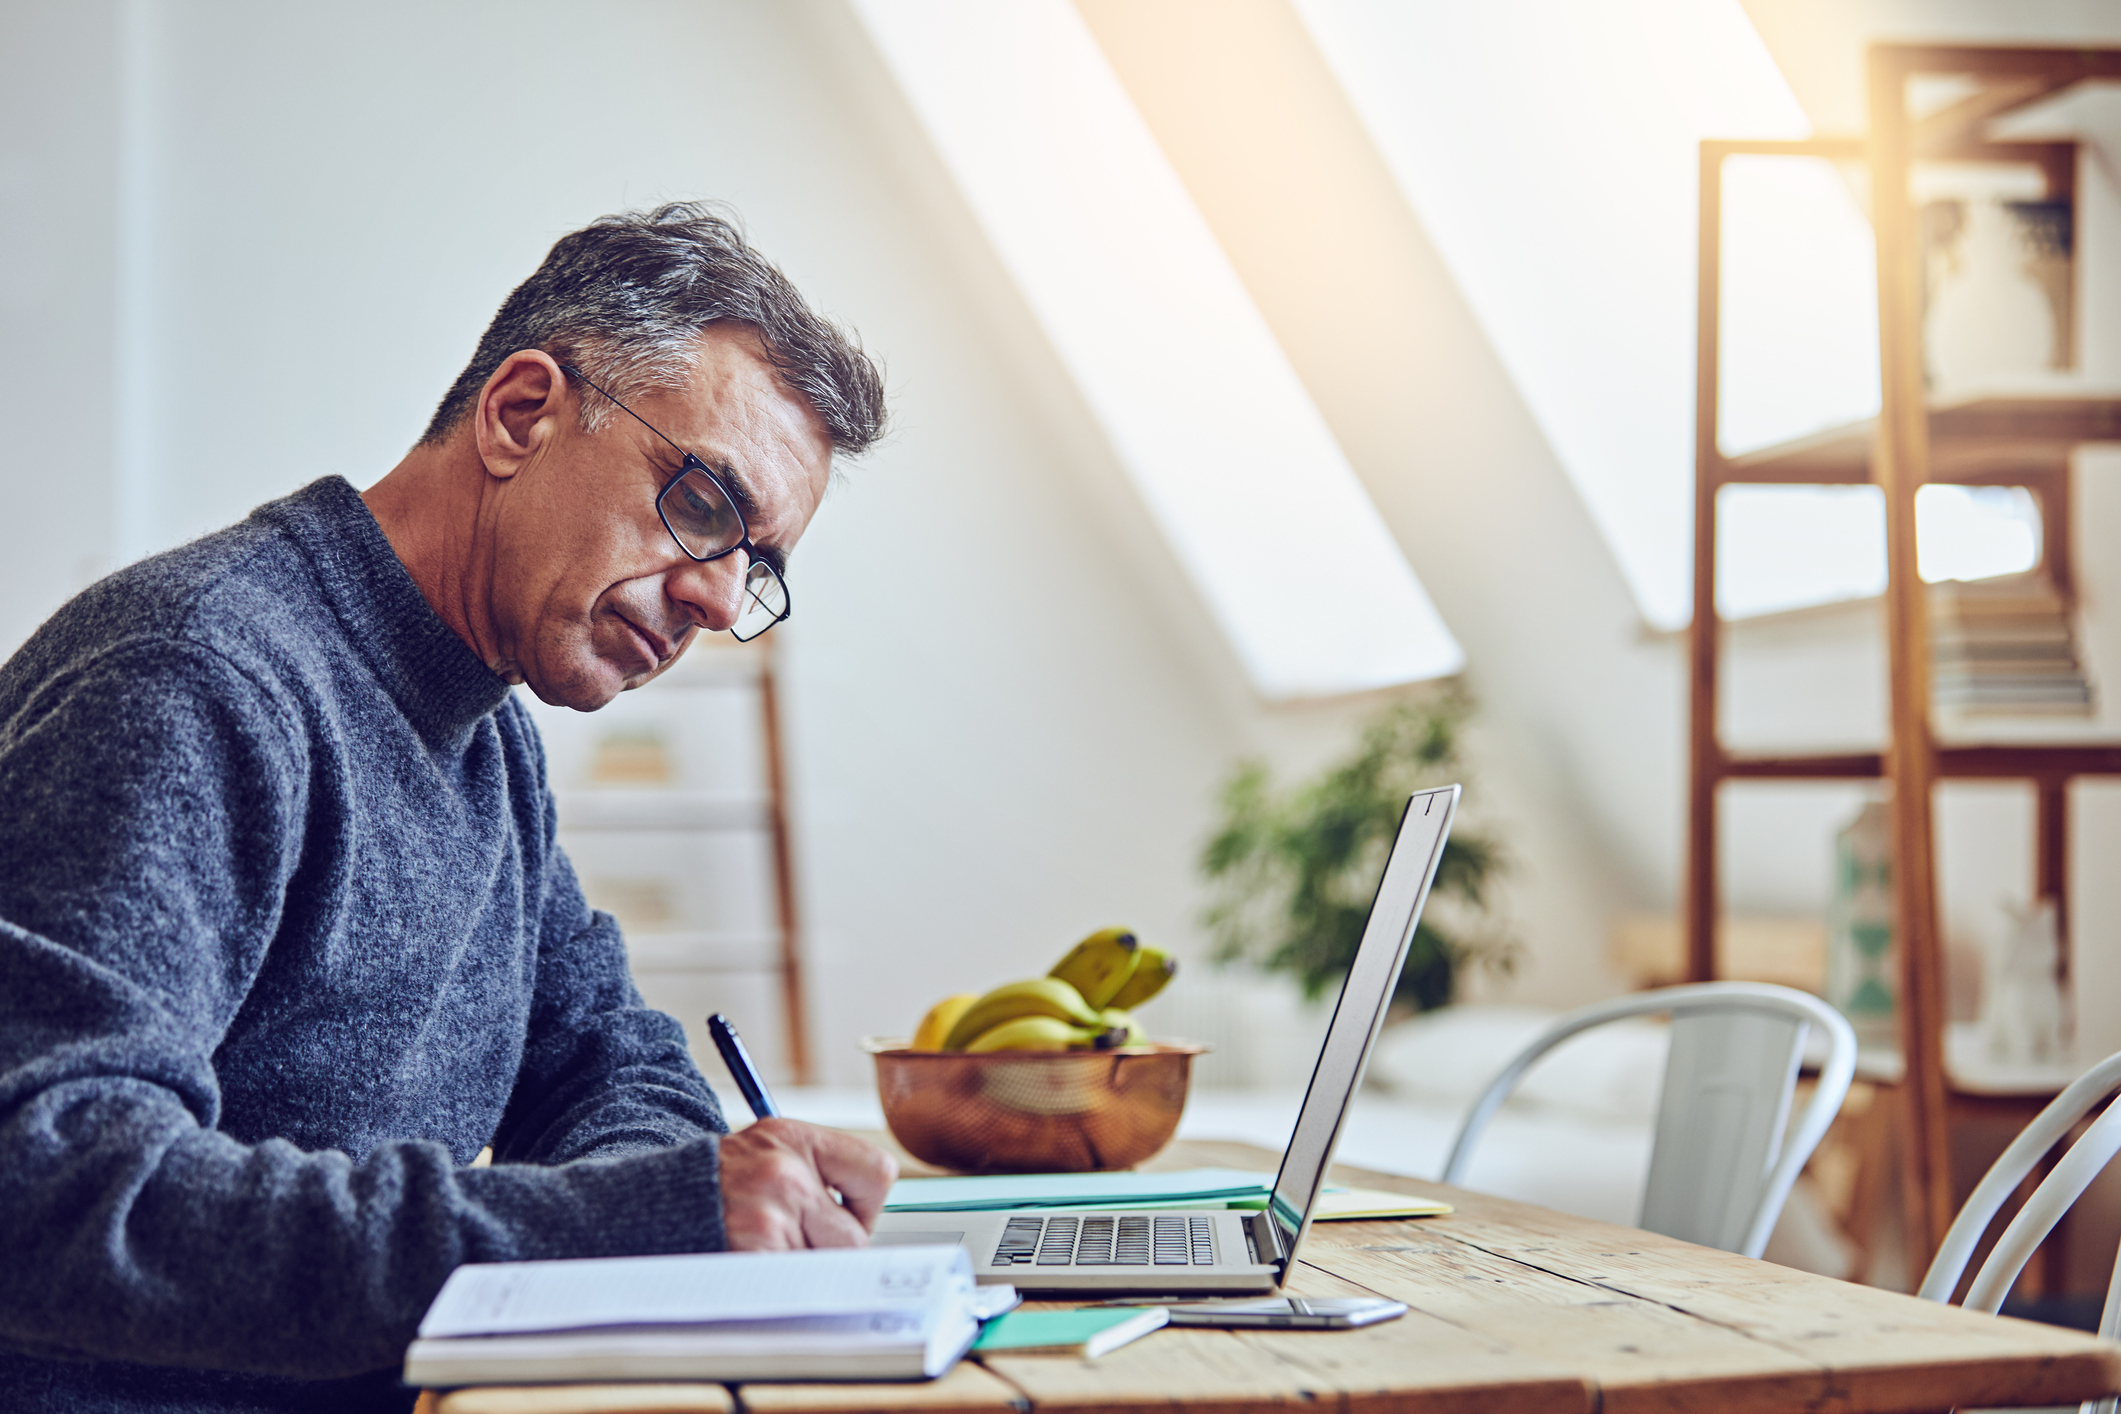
403, 1245, 1016, 1386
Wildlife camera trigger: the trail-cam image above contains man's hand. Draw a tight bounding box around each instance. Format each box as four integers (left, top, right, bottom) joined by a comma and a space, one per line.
718, 1119, 899, 1250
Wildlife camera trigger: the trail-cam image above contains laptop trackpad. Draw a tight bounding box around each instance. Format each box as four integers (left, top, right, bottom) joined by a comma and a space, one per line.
870, 1230, 965, 1247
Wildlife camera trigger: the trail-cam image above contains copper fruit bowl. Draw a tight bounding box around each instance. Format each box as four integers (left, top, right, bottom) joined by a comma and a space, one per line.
864, 1039, 1209, 1173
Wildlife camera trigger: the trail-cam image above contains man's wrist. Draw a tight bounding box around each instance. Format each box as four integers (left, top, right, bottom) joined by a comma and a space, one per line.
465, 1133, 728, 1259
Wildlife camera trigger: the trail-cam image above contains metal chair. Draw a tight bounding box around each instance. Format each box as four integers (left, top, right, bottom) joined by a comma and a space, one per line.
1917, 1050, 2121, 1414
1441, 981, 1858, 1258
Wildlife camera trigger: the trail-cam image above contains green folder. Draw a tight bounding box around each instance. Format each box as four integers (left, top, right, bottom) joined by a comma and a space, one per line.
883, 1168, 1451, 1220
884, 1168, 1272, 1212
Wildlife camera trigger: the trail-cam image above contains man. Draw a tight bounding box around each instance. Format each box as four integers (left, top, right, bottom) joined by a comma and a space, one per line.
0, 204, 897, 1412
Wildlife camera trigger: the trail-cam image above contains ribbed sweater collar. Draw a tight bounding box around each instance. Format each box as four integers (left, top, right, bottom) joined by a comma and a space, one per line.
262, 476, 511, 748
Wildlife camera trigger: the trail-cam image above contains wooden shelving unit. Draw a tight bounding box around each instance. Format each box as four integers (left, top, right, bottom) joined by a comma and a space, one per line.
1688, 45, 2121, 1268
529, 637, 813, 1085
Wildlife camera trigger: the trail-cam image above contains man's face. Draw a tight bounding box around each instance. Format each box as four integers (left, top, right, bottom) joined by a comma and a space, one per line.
485, 327, 833, 710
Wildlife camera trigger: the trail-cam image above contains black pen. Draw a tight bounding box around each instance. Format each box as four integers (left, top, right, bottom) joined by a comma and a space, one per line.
706, 1013, 781, 1121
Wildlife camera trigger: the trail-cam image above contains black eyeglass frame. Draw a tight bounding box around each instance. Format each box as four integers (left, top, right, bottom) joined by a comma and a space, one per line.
558, 361, 791, 642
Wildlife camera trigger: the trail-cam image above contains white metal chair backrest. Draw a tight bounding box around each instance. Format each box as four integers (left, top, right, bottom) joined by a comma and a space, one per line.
1441, 982, 1858, 1259
1917, 1051, 2121, 1414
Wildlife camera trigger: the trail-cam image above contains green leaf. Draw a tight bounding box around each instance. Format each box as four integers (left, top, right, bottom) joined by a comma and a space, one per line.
1196, 689, 1512, 1014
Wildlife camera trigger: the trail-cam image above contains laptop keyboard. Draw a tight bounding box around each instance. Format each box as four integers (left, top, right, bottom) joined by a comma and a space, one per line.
991, 1214, 1218, 1267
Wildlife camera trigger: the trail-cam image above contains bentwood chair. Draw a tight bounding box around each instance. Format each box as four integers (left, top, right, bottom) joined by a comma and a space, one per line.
1442, 982, 1858, 1258
1917, 1049, 2121, 1414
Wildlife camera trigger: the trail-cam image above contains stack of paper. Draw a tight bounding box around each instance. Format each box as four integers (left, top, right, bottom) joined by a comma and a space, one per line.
404, 1245, 998, 1387
1932, 574, 2094, 716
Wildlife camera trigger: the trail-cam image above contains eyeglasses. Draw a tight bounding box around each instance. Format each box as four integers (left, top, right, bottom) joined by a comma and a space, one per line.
559, 362, 791, 643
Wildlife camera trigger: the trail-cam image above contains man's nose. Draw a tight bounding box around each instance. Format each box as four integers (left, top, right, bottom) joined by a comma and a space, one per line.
670, 553, 748, 634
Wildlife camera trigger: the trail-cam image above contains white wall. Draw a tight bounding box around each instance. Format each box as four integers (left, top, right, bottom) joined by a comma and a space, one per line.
4, 0, 1520, 1088
11, 0, 2110, 1093
0, 2, 122, 650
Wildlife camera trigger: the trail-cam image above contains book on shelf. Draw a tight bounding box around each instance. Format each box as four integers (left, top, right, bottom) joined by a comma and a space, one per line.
403, 1244, 1013, 1388
1930, 574, 2094, 716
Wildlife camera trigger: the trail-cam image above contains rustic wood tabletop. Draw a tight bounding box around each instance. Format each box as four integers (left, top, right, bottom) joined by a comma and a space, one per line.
418, 1137, 2121, 1414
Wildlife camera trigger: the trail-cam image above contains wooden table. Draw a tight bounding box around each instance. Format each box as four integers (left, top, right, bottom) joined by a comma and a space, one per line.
417, 1139, 2121, 1414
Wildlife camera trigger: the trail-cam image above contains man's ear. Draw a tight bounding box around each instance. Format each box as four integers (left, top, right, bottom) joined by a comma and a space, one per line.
473, 351, 568, 480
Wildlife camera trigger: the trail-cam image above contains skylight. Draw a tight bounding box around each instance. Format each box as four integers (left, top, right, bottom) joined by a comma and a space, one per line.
1716, 483, 2044, 619
1716, 485, 1886, 619
1294, 0, 1906, 629
1717, 154, 1881, 457
1917, 485, 2042, 585
850, 0, 1462, 699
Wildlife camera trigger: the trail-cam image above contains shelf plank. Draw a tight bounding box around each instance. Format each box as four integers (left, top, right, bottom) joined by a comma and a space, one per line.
1716, 743, 2121, 781
1715, 393, 2121, 487
1938, 743, 2121, 776
624, 931, 783, 971
1720, 752, 1882, 779
555, 790, 772, 831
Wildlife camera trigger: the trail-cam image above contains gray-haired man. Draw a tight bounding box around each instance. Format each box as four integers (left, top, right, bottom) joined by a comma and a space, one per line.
0, 204, 896, 1412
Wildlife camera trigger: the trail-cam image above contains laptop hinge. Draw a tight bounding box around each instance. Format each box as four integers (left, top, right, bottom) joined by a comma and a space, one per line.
1245, 1211, 1288, 1270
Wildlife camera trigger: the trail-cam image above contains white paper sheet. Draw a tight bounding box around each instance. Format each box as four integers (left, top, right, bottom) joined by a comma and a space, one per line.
418, 1244, 971, 1339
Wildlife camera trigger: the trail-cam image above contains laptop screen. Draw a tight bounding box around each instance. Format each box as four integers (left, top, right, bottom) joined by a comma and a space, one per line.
1265, 786, 1459, 1261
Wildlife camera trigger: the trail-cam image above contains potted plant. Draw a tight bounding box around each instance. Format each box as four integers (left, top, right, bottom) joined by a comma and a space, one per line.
1199, 691, 1511, 1013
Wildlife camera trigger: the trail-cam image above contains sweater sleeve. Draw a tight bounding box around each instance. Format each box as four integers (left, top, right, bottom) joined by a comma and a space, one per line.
0, 643, 727, 1381
492, 829, 732, 1164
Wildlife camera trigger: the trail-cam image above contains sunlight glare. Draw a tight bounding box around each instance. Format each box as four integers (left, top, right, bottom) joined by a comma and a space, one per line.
1296, 0, 1890, 628
852, 0, 1462, 698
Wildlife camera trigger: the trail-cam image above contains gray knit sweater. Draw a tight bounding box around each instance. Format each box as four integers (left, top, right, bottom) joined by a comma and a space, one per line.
0, 477, 731, 1412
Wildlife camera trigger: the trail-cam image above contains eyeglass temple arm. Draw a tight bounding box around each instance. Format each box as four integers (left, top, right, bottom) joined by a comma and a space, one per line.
558, 361, 780, 625
556, 362, 695, 464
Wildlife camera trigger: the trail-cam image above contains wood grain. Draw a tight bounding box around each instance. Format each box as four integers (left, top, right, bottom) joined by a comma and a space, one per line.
735, 1362, 1026, 1413
420, 1141, 2121, 1414
978, 1276, 1587, 1414
1300, 1158, 2121, 1413
434, 1385, 735, 1414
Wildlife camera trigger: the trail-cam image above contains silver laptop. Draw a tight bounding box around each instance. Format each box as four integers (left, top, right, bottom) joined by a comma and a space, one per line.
872, 786, 1459, 1294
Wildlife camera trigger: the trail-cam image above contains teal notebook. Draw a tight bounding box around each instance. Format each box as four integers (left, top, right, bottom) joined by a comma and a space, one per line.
972, 1306, 1169, 1358
884, 1168, 1451, 1221
884, 1168, 1272, 1213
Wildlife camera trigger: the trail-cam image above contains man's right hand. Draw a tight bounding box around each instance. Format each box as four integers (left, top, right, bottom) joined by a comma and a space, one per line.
717, 1119, 898, 1250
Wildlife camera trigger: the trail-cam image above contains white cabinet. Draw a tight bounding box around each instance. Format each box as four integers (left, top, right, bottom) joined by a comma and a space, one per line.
519, 639, 808, 1093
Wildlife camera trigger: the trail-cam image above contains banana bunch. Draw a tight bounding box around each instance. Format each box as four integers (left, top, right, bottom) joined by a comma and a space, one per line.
910, 926, 1180, 1053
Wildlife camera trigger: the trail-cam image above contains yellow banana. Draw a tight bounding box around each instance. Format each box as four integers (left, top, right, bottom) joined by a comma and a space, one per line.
911, 993, 979, 1051
1100, 1007, 1148, 1047
1106, 946, 1176, 1009
1048, 927, 1140, 1008
940, 977, 1104, 1051
963, 1014, 1106, 1052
